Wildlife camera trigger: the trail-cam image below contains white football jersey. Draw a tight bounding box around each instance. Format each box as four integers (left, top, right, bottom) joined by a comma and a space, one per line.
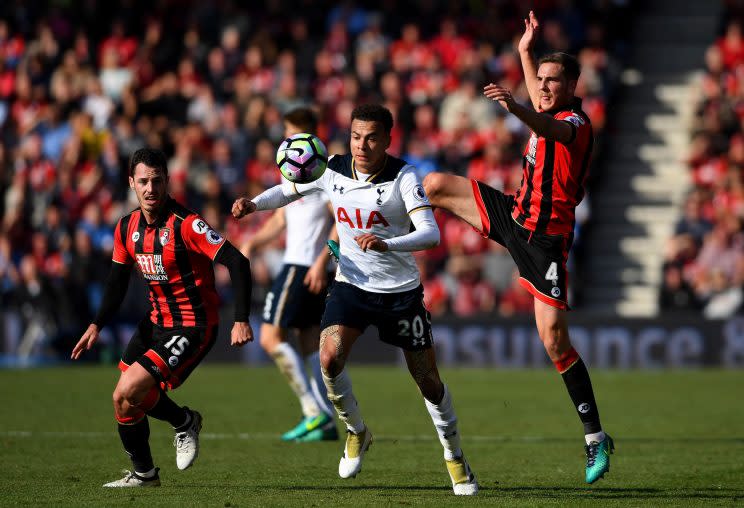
283, 191, 333, 267
293, 153, 432, 293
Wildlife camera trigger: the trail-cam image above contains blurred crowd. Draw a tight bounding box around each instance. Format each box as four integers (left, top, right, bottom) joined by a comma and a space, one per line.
661, 3, 744, 318
0, 1, 633, 360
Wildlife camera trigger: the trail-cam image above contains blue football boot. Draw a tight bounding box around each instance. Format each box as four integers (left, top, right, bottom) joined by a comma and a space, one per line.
585, 434, 614, 484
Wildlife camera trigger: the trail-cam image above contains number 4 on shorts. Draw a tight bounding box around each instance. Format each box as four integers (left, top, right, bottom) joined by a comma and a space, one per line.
545, 262, 558, 283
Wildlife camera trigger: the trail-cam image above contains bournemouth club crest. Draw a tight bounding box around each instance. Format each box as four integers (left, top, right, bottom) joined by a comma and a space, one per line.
159, 227, 171, 246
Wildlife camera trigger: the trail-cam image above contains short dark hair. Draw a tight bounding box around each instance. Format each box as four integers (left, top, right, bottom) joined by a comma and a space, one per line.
283, 107, 318, 133
538, 52, 581, 82
129, 147, 168, 177
351, 104, 393, 133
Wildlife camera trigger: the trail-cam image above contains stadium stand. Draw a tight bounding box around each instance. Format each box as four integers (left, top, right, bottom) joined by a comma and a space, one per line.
0, 1, 635, 362
583, 0, 723, 317
658, 0, 744, 319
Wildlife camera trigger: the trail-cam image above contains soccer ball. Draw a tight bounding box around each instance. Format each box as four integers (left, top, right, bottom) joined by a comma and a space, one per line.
276, 133, 328, 183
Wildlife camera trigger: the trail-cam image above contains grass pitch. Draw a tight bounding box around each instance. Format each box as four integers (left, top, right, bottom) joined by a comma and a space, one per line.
1, 366, 742, 506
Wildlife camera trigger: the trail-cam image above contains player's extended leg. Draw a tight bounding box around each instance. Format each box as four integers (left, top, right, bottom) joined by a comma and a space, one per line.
319, 324, 369, 478
422, 172, 483, 229
260, 322, 326, 441
533, 298, 614, 483
105, 364, 160, 487
403, 347, 478, 495
295, 325, 338, 442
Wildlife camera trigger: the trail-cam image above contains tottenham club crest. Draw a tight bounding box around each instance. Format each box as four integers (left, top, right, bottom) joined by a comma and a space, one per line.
159, 228, 171, 246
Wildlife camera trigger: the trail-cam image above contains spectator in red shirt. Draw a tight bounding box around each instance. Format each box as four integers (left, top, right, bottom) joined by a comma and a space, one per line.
429, 19, 472, 72
97, 20, 137, 68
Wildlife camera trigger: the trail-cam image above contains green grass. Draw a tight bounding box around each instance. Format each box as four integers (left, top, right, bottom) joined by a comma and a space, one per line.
1, 366, 742, 506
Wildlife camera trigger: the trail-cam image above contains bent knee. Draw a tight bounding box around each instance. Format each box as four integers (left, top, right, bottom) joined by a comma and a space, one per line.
319, 347, 343, 376
113, 384, 136, 407
114, 378, 149, 407
260, 333, 281, 353
112, 388, 136, 418
259, 323, 286, 353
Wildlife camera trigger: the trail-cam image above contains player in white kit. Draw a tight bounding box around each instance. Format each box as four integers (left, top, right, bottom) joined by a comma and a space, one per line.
233, 104, 478, 495
242, 108, 338, 442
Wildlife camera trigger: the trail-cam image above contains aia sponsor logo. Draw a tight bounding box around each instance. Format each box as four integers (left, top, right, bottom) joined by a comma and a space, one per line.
336, 207, 389, 229
135, 253, 168, 281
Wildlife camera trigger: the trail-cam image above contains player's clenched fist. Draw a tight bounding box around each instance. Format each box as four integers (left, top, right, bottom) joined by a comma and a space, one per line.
230, 321, 254, 347
232, 198, 257, 219
355, 233, 388, 252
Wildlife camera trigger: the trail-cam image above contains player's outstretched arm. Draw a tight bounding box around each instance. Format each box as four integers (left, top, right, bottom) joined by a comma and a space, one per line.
518, 10, 541, 110
71, 262, 132, 359
233, 180, 322, 219
484, 83, 573, 144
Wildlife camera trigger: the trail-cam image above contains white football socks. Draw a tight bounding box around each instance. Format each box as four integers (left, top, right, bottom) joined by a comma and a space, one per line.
307, 351, 334, 416
585, 431, 606, 445
271, 342, 321, 418
136, 467, 158, 478
424, 384, 462, 461
323, 369, 365, 433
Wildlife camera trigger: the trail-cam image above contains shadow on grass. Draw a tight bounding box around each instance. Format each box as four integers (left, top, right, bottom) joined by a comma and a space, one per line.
191, 484, 744, 500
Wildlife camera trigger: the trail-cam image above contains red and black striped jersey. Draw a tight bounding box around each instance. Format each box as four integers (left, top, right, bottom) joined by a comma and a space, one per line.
513, 97, 593, 235
112, 197, 226, 328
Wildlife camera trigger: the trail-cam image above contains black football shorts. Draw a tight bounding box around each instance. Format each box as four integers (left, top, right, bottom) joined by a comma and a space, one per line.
471, 179, 573, 310
320, 281, 433, 351
120, 318, 217, 390
262, 264, 332, 329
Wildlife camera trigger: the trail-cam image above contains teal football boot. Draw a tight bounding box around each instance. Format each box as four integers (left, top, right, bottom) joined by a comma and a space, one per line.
281, 413, 334, 441
585, 434, 614, 484
327, 240, 340, 261
296, 419, 339, 442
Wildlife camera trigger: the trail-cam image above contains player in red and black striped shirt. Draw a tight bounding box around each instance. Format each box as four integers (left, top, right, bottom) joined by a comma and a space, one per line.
424, 11, 613, 484
71, 148, 254, 487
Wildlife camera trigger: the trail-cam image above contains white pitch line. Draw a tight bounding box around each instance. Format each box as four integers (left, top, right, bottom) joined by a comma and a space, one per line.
0, 430, 546, 442
3, 431, 737, 443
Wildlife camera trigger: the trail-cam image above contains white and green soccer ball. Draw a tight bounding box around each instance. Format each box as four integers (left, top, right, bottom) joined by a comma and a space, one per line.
276, 133, 328, 183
